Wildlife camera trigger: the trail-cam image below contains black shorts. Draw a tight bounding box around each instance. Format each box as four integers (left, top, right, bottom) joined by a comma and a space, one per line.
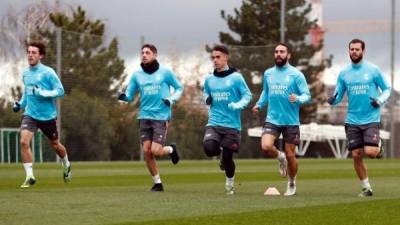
203, 126, 241, 152
345, 123, 380, 151
20, 116, 58, 140
139, 119, 168, 145
261, 122, 300, 145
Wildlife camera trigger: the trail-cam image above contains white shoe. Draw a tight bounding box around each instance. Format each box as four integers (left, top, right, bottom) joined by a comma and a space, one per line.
284, 182, 296, 196
225, 184, 235, 195
278, 158, 288, 177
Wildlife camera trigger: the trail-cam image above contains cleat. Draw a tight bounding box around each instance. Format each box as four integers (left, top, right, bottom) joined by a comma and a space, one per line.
169, 143, 180, 165
358, 188, 373, 197
376, 145, 384, 159
279, 157, 288, 177
63, 164, 72, 183
284, 182, 296, 196
219, 158, 225, 171
20, 176, 36, 188
225, 184, 235, 195
150, 183, 164, 192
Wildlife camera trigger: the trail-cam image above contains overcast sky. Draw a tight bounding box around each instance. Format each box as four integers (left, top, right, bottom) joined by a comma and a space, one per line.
1, 0, 399, 90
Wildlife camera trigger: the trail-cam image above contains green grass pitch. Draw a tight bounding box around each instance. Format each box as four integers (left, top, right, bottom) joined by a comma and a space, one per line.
1, 159, 399, 225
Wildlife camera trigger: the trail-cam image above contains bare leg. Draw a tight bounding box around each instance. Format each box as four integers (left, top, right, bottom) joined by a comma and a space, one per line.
143, 140, 159, 176
364, 146, 379, 158
49, 139, 67, 158
261, 134, 279, 157
352, 148, 367, 180
20, 130, 34, 163
285, 143, 298, 179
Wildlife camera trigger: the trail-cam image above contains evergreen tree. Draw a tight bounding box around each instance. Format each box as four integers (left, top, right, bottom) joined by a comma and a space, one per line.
216, 0, 332, 158
33, 6, 130, 160
219, 0, 331, 123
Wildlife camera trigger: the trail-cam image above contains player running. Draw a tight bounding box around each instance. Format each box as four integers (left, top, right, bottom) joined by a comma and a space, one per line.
118, 44, 183, 192
13, 42, 71, 188
253, 43, 311, 196
327, 39, 391, 197
203, 45, 252, 195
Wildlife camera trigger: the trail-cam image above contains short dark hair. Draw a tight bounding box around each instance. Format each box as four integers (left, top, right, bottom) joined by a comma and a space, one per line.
274, 43, 291, 54
212, 45, 229, 55
141, 44, 157, 54
27, 42, 46, 56
349, 39, 365, 50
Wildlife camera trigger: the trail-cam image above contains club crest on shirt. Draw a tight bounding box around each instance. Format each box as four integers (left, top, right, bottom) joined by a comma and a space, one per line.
225, 80, 232, 87
363, 73, 369, 80
155, 74, 162, 81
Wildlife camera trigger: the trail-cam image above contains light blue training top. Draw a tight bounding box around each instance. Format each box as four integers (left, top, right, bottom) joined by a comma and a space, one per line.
330, 60, 391, 125
256, 64, 311, 126
19, 63, 64, 121
123, 65, 183, 120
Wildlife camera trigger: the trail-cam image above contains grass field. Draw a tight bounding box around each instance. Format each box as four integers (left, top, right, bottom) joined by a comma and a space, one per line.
1, 159, 400, 225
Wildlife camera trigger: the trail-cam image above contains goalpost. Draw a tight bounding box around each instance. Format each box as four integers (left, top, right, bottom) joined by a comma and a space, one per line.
0, 128, 43, 163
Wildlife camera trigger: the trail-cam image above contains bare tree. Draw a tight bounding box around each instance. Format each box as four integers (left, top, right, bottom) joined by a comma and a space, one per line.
0, 0, 68, 100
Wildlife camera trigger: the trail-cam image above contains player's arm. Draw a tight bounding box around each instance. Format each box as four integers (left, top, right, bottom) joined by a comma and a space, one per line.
373, 68, 391, 105
13, 91, 26, 112
292, 74, 311, 104
255, 74, 269, 109
119, 74, 137, 102
34, 71, 64, 98
328, 73, 346, 105
164, 70, 184, 106
228, 75, 252, 110
203, 78, 212, 105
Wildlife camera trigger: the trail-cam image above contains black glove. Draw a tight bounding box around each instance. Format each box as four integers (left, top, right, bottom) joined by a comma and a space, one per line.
118, 93, 128, 101
370, 97, 380, 108
12, 102, 21, 112
162, 99, 171, 107
327, 93, 338, 105
206, 96, 212, 105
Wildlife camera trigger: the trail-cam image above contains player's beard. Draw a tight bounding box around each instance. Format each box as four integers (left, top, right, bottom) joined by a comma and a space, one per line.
275, 56, 288, 67
350, 53, 363, 64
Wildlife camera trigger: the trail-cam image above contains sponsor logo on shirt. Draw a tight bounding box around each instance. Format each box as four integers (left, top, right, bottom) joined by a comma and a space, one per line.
349, 84, 369, 95
143, 84, 161, 95
270, 84, 288, 95
211, 92, 230, 101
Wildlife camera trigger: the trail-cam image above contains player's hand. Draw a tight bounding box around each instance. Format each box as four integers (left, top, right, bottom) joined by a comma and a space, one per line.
252, 105, 260, 115
162, 98, 173, 107
12, 102, 21, 112
369, 97, 380, 108
118, 93, 128, 102
205, 96, 212, 105
327, 93, 338, 105
289, 93, 297, 103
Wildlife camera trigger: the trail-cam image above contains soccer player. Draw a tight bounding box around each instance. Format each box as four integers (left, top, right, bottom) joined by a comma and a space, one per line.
203, 45, 252, 195
118, 44, 183, 192
13, 42, 71, 188
252, 43, 311, 196
327, 39, 391, 197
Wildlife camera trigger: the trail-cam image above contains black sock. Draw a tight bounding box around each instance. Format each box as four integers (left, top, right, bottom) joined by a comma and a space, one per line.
222, 148, 235, 178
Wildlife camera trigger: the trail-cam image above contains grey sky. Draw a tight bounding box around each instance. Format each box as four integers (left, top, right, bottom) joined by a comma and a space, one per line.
1, 0, 400, 89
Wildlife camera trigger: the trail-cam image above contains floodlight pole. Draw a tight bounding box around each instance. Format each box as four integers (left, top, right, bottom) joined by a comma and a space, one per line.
56, 27, 62, 162
280, 0, 286, 43
390, 0, 396, 158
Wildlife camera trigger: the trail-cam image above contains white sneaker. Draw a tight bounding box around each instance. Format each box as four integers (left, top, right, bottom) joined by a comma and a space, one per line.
20, 175, 36, 188
278, 158, 288, 177
225, 184, 235, 195
284, 182, 296, 196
